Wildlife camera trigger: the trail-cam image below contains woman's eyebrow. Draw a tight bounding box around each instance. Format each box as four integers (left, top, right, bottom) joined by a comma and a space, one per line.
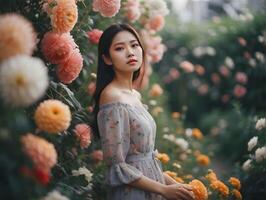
113, 40, 138, 46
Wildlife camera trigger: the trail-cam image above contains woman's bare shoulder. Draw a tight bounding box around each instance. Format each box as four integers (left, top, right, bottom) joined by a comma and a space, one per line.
99, 85, 121, 105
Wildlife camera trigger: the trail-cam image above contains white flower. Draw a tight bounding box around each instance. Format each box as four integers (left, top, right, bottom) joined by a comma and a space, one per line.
193, 47, 205, 58
185, 128, 192, 137
225, 57, 234, 69
242, 159, 252, 172
149, 99, 157, 106
248, 136, 258, 151
0, 55, 48, 107
206, 47, 216, 56
144, 0, 169, 17
255, 52, 265, 62
41, 190, 69, 200
163, 134, 176, 142
248, 58, 256, 67
255, 146, 266, 162
162, 127, 169, 133
72, 166, 93, 186
255, 118, 266, 130
175, 138, 189, 151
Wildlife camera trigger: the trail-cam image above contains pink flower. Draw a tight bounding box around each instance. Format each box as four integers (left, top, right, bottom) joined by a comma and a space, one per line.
146, 15, 165, 32
123, 0, 141, 22
57, 49, 83, 84
87, 82, 96, 96
0, 13, 37, 62
92, 0, 121, 17
211, 73, 221, 84
194, 65, 205, 76
87, 29, 103, 44
169, 68, 180, 80
233, 85, 247, 98
90, 150, 103, 163
235, 72, 248, 84
219, 65, 230, 77
74, 123, 92, 149
180, 61, 194, 73
41, 31, 76, 64
238, 37, 247, 46
198, 84, 209, 95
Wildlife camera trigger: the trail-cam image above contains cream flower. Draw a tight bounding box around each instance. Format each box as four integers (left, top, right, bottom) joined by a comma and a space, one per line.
72, 166, 93, 186
144, 0, 169, 18
0, 55, 48, 107
242, 159, 252, 171
247, 136, 258, 151
175, 138, 189, 151
255, 118, 266, 130
255, 146, 266, 162
41, 190, 69, 200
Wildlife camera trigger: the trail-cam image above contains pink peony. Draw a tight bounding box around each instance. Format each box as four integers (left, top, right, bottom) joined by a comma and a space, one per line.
233, 85, 247, 98
235, 72, 248, 84
74, 123, 92, 149
57, 49, 83, 84
41, 31, 77, 64
0, 13, 37, 62
180, 61, 194, 73
87, 29, 103, 44
123, 0, 141, 22
92, 0, 121, 17
146, 15, 165, 32
87, 82, 96, 96
90, 150, 103, 163
50, 0, 78, 33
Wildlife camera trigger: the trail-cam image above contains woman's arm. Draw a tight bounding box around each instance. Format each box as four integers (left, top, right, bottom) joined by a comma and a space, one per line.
129, 175, 195, 200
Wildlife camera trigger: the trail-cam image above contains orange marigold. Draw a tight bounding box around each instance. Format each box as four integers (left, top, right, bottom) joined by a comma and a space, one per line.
232, 189, 242, 200
174, 177, 184, 183
210, 180, 229, 197
34, 99, 71, 133
196, 154, 210, 167
156, 153, 170, 164
192, 128, 203, 139
21, 133, 57, 172
229, 177, 241, 190
206, 169, 218, 182
50, 0, 78, 33
189, 179, 208, 200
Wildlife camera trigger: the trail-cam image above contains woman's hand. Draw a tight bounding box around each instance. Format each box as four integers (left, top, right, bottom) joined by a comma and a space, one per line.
161, 183, 195, 200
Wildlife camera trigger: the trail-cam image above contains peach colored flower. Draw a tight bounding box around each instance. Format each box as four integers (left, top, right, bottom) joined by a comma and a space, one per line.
232, 189, 242, 200
90, 150, 103, 162
169, 68, 180, 79
228, 177, 241, 190
206, 169, 218, 182
196, 154, 210, 167
146, 15, 165, 32
123, 0, 141, 22
233, 85, 247, 98
34, 99, 71, 133
57, 49, 83, 84
238, 37, 247, 46
21, 133, 57, 172
50, 0, 78, 33
235, 72, 248, 84
92, 0, 121, 17
219, 65, 230, 77
198, 84, 209, 95
87, 81, 96, 96
156, 153, 170, 164
87, 29, 103, 44
194, 64, 205, 76
210, 180, 229, 197
189, 179, 208, 200
41, 31, 76, 64
180, 61, 194, 73
172, 112, 181, 119
0, 13, 37, 61
192, 128, 203, 140
149, 83, 163, 97
74, 123, 92, 148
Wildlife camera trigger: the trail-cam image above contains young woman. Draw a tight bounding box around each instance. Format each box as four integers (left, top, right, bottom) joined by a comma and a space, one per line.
92, 24, 195, 200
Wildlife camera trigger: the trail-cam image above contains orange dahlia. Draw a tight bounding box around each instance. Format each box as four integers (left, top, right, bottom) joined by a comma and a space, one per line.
229, 177, 241, 190
192, 128, 203, 139
21, 133, 57, 172
205, 169, 218, 182
196, 154, 210, 167
156, 153, 170, 164
50, 0, 78, 33
189, 179, 208, 200
210, 180, 229, 197
232, 189, 242, 200
34, 99, 71, 133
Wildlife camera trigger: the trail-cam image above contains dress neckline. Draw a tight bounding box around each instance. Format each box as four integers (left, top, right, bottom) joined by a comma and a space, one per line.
99, 101, 148, 110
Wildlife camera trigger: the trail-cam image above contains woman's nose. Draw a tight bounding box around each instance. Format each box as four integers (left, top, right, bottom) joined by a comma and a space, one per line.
126, 47, 134, 57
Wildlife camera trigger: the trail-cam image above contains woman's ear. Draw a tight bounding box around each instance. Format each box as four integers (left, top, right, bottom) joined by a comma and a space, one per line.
102, 54, 112, 65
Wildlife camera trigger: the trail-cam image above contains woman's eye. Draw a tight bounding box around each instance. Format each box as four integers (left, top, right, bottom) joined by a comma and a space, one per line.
115, 47, 123, 51
132, 43, 139, 47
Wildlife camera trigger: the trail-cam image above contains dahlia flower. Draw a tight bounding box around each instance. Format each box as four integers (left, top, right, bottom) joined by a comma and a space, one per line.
0, 55, 48, 107
232, 189, 242, 200
189, 179, 208, 200
74, 123, 92, 148
41, 31, 77, 64
228, 177, 241, 190
196, 154, 210, 167
0, 13, 37, 61
92, 0, 121, 17
34, 99, 71, 133
57, 49, 83, 84
210, 180, 229, 197
21, 133, 57, 172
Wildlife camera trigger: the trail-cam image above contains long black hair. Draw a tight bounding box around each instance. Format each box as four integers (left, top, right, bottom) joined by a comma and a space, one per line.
91, 23, 146, 138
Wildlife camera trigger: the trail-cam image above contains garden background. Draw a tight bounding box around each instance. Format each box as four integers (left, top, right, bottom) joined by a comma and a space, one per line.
0, 0, 265, 200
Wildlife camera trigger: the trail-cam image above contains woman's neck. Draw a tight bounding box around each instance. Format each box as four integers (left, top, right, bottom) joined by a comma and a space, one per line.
113, 73, 134, 92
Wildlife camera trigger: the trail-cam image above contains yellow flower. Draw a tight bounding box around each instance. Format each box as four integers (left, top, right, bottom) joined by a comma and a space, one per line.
206, 169, 218, 182
34, 99, 71, 133
21, 133, 57, 172
192, 128, 203, 139
196, 154, 210, 167
229, 177, 241, 190
232, 189, 242, 200
210, 180, 229, 197
156, 153, 170, 164
189, 179, 208, 200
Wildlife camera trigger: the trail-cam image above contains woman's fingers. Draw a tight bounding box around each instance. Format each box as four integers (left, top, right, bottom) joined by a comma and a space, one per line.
176, 187, 195, 200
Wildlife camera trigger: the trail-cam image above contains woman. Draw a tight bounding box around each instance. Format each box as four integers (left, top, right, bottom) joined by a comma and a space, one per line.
92, 24, 194, 200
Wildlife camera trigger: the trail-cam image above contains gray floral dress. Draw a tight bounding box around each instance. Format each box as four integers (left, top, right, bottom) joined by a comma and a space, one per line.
97, 102, 166, 200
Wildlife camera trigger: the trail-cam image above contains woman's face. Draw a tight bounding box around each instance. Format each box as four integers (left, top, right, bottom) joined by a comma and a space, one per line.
103, 31, 143, 74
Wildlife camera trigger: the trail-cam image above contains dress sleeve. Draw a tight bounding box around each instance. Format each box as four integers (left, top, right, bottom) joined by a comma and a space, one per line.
97, 105, 143, 186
